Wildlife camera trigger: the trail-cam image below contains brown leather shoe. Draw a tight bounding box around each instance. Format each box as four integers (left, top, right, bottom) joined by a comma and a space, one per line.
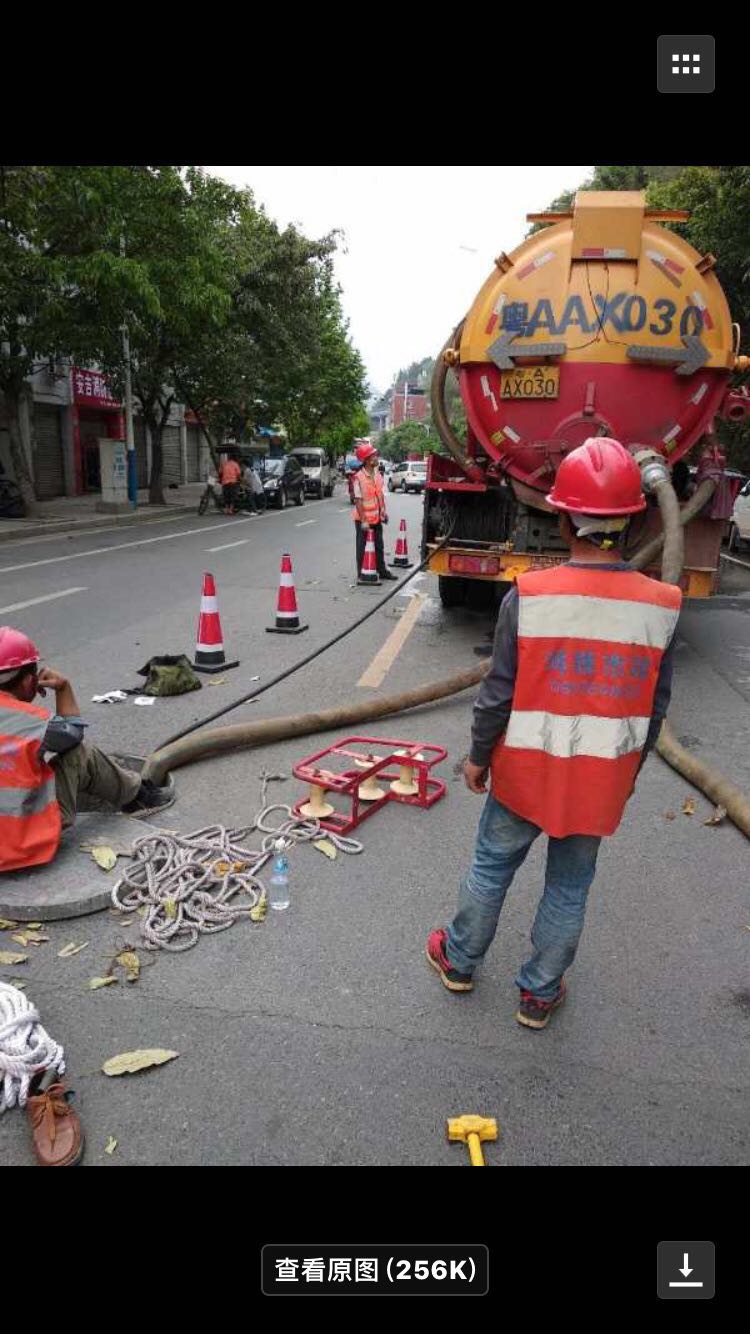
26, 1083, 84, 1167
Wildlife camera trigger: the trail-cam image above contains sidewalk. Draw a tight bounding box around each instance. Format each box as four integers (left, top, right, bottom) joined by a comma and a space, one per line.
0, 483, 206, 543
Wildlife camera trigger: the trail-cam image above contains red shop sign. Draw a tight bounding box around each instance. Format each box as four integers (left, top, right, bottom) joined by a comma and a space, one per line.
71, 366, 120, 409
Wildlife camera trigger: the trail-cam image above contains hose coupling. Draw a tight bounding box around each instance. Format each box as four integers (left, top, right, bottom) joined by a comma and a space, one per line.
632, 447, 670, 494
443, 347, 460, 367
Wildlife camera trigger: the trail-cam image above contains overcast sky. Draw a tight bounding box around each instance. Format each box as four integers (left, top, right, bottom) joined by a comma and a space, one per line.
206, 166, 592, 399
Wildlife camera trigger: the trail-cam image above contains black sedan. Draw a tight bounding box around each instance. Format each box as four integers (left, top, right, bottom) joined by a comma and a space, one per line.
261, 456, 306, 508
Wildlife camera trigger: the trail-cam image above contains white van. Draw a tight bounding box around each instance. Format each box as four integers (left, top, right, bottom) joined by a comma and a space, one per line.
289, 447, 336, 498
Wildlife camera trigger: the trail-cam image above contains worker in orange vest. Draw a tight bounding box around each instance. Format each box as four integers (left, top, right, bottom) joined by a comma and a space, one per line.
219, 451, 242, 515
0, 628, 173, 873
351, 442, 397, 582
427, 438, 682, 1029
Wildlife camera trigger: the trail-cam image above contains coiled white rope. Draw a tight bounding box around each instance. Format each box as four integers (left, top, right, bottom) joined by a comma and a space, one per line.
0, 982, 65, 1113
112, 784, 363, 953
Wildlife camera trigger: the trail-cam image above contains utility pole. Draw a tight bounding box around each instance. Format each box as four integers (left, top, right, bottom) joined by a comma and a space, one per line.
120, 236, 137, 507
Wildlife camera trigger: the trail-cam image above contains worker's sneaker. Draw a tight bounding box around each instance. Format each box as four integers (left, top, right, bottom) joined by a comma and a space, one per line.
123, 778, 174, 814
425, 928, 474, 992
515, 979, 567, 1030
26, 1076, 84, 1167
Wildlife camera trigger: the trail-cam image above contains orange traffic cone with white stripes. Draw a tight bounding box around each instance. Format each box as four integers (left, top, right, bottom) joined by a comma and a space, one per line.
266, 553, 308, 634
389, 517, 413, 568
193, 572, 239, 673
358, 527, 381, 585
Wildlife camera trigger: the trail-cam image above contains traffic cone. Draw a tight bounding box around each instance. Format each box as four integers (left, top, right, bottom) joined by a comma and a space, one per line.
266, 553, 308, 634
358, 527, 381, 585
193, 572, 239, 673
390, 517, 413, 568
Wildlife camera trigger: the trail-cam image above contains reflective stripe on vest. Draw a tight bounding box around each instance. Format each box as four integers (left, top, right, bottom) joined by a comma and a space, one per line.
491, 566, 681, 838
351, 470, 384, 525
0, 692, 62, 872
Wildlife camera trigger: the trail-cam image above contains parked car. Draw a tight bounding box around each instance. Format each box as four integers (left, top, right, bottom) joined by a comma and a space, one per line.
289, 446, 336, 498
730, 477, 750, 549
261, 455, 306, 508
388, 460, 427, 493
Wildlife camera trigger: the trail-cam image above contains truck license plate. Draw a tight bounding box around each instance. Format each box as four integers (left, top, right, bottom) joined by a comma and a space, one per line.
500, 366, 560, 400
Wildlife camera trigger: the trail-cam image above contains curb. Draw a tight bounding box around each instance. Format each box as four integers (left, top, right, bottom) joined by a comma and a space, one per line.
0, 503, 197, 545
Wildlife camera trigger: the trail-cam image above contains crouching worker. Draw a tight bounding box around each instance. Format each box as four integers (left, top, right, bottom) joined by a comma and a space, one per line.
0, 627, 173, 873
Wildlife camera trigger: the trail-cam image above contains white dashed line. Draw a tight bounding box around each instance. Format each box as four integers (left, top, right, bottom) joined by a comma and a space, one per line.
0, 586, 87, 614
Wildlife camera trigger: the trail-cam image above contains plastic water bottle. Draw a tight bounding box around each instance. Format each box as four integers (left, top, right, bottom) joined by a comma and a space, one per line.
269, 838, 290, 910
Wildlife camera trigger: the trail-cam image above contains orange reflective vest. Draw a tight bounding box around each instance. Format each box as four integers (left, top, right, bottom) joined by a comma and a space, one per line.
0, 692, 61, 872
351, 469, 385, 525
490, 566, 682, 838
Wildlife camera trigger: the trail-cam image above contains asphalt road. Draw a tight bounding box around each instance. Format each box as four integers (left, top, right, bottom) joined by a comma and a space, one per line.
1, 491, 749, 1167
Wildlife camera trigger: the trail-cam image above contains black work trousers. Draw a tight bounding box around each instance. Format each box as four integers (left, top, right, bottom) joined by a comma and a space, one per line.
355, 521, 388, 577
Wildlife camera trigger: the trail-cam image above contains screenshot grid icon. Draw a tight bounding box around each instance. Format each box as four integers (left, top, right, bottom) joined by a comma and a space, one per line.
657, 35, 715, 93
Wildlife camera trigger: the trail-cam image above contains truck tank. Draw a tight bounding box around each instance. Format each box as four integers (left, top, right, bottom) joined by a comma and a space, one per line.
425, 191, 750, 602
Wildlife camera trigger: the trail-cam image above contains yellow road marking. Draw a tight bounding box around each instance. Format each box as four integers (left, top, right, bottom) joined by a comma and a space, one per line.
357, 594, 424, 689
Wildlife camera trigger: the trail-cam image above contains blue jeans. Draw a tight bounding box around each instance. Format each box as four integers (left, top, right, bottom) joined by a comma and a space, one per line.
445, 795, 601, 1000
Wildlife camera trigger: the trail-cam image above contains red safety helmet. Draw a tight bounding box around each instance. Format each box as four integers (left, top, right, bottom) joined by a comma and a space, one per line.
355, 442, 378, 464
546, 437, 646, 516
0, 626, 40, 674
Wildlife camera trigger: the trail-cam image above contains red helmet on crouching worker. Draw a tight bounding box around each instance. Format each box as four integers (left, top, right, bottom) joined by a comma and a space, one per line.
0, 626, 40, 683
355, 442, 378, 465
546, 437, 646, 516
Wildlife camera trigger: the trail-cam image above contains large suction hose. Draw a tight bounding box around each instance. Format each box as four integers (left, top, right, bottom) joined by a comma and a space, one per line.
629, 455, 750, 838
144, 661, 489, 786
431, 320, 475, 474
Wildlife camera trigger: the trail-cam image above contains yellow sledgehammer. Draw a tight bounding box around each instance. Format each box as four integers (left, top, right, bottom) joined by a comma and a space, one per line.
447, 1115, 499, 1166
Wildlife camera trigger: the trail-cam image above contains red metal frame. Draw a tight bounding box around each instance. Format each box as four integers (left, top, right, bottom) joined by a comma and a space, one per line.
292, 735, 447, 835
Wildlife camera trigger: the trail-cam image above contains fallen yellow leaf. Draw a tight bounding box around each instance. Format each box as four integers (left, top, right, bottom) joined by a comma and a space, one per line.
704, 806, 727, 826
88, 976, 118, 990
682, 798, 696, 816
164, 897, 177, 921
57, 942, 89, 958
249, 890, 267, 922
0, 919, 19, 931
26, 923, 42, 930
0, 950, 28, 965
91, 846, 118, 871
11, 930, 49, 947
104, 1136, 118, 1155
9, 978, 26, 990
102, 1049, 179, 1077
313, 838, 337, 860
115, 950, 140, 983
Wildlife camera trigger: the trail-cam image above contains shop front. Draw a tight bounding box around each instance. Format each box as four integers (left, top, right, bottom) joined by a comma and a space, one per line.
70, 367, 124, 494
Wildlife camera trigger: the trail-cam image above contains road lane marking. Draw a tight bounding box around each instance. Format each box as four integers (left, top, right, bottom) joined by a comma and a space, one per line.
357, 594, 425, 689
721, 551, 750, 571
295, 519, 316, 527
0, 517, 254, 575
0, 510, 193, 553
206, 539, 250, 552
0, 586, 87, 615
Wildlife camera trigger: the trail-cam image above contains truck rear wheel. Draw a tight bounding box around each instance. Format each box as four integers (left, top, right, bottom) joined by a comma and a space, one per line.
438, 576, 468, 607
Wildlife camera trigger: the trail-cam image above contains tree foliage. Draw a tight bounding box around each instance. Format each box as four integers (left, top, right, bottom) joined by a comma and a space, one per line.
0, 165, 369, 510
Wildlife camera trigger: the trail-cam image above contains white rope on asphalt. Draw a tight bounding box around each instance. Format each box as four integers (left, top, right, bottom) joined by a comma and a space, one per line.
112, 775, 364, 953
0, 982, 66, 1113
